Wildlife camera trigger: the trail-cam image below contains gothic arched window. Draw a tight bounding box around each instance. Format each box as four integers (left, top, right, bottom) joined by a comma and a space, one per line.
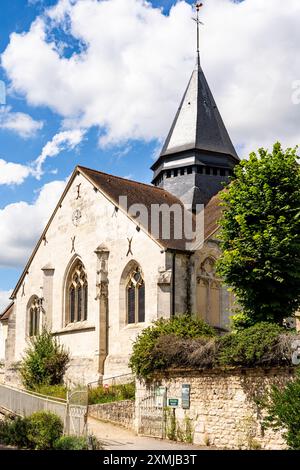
28, 296, 40, 337
126, 267, 145, 324
66, 260, 88, 324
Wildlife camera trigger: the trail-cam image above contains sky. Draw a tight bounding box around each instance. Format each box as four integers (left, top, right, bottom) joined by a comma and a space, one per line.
0, 0, 300, 310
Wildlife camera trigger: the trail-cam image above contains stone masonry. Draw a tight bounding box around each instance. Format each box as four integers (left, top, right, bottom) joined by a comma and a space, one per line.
135, 368, 294, 450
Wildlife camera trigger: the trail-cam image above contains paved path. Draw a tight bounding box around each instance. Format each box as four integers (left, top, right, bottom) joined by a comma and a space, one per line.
88, 417, 211, 451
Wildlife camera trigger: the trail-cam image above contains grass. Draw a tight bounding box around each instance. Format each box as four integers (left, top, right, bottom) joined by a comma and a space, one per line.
88, 382, 135, 405
31, 384, 68, 400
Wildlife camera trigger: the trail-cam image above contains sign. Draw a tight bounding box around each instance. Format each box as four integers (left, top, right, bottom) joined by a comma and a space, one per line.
168, 398, 179, 408
155, 386, 167, 408
182, 384, 191, 409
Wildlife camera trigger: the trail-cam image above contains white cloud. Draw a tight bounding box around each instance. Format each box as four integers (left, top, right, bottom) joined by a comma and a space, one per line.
1, 0, 300, 156
0, 178, 67, 268
0, 290, 12, 313
0, 158, 31, 185
33, 129, 85, 178
0, 106, 43, 138
0, 128, 84, 185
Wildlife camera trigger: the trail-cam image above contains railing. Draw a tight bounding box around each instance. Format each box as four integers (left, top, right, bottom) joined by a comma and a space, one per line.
0, 383, 87, 436
88, 373, 134, 389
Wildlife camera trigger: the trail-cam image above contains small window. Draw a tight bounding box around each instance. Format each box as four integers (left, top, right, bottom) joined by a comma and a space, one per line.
173, 169, 178, 177
126, 268, 145, 324
28, 297, 40, 337
213, 168, 218, 176
187, 166, 193, 175
197, 166, 203, 174
205, 167, 211, 175
220, 168, 225, 176
180, 168, 185, 176
166, 170, 171, 178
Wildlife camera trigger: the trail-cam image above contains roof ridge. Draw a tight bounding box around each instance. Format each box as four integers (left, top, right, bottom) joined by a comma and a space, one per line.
78, 165, 167, 192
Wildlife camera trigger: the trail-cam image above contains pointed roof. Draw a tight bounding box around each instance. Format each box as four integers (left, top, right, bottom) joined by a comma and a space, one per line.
156, 56, 238, 162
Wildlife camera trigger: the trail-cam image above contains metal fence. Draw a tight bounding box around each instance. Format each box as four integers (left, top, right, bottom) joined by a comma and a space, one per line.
88, 373, 134, 389
0, 383, 87, 436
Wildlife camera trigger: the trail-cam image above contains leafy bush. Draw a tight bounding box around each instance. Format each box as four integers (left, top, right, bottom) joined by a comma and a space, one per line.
88, 382, 135, 405
230, 312, 256, 331
151, 334, 218, 370
217, 322, 286, 366
26, 411, 63, 450
0, 411, 63, 450
129, 320, 298, 378
0, 417, 31, 448
20, 329, 69, 390
129, 315, 216, 379
54, 435, 88, 450
264, 369, 300, 449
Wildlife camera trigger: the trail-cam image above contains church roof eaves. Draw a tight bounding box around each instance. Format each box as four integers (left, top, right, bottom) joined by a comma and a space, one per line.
0, 301, 14, 322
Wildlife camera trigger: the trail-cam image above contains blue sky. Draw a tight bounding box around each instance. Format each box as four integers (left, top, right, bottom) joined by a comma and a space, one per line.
0, 0, 299, 307
0, 0, 180, 293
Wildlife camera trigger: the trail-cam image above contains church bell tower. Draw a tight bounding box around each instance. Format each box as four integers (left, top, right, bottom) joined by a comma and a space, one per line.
151, 2, 239, 209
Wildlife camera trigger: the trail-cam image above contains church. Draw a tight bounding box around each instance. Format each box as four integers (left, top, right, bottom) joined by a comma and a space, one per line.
0, 47, 240, 385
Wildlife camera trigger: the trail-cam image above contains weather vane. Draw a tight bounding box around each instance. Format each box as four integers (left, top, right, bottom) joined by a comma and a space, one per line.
193, 2, 204, 56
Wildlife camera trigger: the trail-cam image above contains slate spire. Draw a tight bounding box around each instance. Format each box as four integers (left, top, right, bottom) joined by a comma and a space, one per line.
151, 2, 239, 208
159, 54, 238, 160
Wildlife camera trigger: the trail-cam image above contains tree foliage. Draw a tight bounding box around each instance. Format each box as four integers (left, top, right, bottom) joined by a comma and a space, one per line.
217, 143, 300, 324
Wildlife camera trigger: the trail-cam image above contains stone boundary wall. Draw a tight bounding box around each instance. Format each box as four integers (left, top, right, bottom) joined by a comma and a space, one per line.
135, 368, 295, 449
88, 399, 135, 430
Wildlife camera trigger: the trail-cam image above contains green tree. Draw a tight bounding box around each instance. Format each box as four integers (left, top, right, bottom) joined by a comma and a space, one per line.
217, 143, 300, 325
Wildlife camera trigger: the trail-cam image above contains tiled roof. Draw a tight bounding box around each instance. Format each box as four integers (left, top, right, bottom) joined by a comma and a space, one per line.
79, 166, 190, 251
204, 192, 223, 240
0, 302, 14, 321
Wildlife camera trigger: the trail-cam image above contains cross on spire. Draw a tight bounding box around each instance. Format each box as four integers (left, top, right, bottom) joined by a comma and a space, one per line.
193, 2, 204, 60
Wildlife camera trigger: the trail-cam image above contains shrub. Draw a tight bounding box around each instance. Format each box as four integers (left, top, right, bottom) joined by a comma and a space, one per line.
129, 315, 216, 379
0, 417, 31, 448
217, 322, 286, 366
26, 411, 63, 450
230, 312, 256, 331
88, 382, 135, 405
264, 369, 300, 449
54, 435, 88, 450
20, 329, 69, 390
150, 334, 217, 370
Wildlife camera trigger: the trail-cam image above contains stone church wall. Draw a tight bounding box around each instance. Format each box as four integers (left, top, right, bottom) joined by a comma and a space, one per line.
136, 368, 293, 449
10, 172, 169, 384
